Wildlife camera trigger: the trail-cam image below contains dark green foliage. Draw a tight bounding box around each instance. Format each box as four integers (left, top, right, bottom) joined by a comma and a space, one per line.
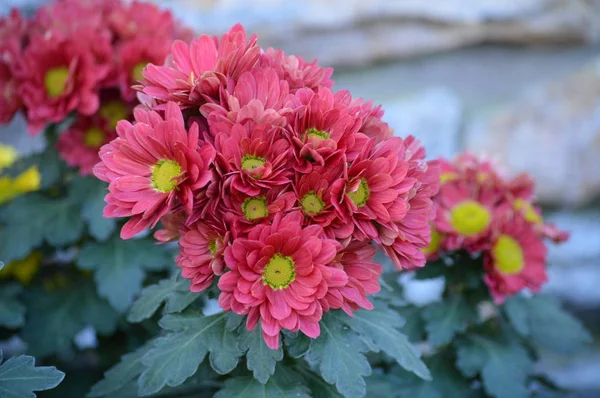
0, 350, 64, 398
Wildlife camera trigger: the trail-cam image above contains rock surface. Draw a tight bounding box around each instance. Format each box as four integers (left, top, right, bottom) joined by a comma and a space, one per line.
465, 57, 600, 206
158, 0, 600, 67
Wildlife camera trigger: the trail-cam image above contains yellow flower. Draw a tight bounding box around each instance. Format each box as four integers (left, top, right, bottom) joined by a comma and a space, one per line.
0, 252, 43, 284
0, 176, 19, 204
0, 144, 18, 171
13, 166, 41, 194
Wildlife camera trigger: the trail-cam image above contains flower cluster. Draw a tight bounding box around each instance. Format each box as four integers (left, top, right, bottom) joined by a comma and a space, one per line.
94, 24, 440, 348
0, 0, 192, 175
426, 153, 569, 303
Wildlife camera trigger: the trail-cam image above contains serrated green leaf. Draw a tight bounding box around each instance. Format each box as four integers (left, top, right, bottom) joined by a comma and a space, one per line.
88, 343, 153, 398
503, 295, 530, 336
298, 366, 343, 398
526, 295, 591, 354
423, 296, 477, 347
128, 277, 198, 323
138, 312, 243, 396
0, 283, 25, 328
239, 324, 283, 384
456, 335, 532, 398
306, 311, 371, 398
43, 200, 85, 246
68, 176, 115, 241
0, 351, 65, 398
283, 332, 311, 359
215, 364, 311, 398
21, 282, 118, 358
78, 237, 173, 312
332, 301, 430, 380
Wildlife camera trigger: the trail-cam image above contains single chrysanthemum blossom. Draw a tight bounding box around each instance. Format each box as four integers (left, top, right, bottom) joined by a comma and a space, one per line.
93, 102, 215, 239
218, 212, 346, 349
290, 87, 367, 172
381, 137, 441, 270
14, 35, 103, 134
177, 217, 232, 292
140, 24, 260, 108
483, 210, 548, 303
322, 240, 382, 315
200, 67, 295, 130
213, 121, 292, 196
259, 47, 334, 92
107, 0, 180, 41
56, 116, 115, 175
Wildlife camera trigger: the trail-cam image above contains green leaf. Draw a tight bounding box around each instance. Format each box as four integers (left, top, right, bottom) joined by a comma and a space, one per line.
0, 351, 65, 398
128, 277, 198, 323
21, 283, 118, 358
215, 364, 311, 398
68, 176, 115, 241
43, 199, 85, 246
5, 147, 63, 189
77, 237, 174, 312
239, 324, 283, 384
525, 295, 591, 354
456, 335, 532, 398
283, 332, 311, 359
138, 312, 243, 396
88, 343, 153, 398
306, 311, 371, 398
395, 305, 425, 342
503, 295, 530, 336
333, 301, 430, 380
0, 283, 26, 328
423, 296, 477, 347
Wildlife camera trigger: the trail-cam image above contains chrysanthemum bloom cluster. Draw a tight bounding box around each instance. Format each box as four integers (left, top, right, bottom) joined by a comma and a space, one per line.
94, 24, 440, 349
0, 0, 192, 175
425, 153, 569, 303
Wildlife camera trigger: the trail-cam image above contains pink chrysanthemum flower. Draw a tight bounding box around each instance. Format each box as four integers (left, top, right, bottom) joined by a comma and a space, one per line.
0, 9, 27, 45
56, 116, 115, 175
259, 47, 334, 92
213, 122, 292, 196
218, 212, 346, 349
93, 102, 215, 239
200, 67, 295, 130
140, 24, 260, 108
115, 37, 171, 101
15, 35, 102, 134
0, 43, 21, 124
381, 137, 441, 270
108, 0, 179, 41
154, 209, 187, 244
483, 210, 548, 303
322, 241, 382, 315
177, 216, 232, 292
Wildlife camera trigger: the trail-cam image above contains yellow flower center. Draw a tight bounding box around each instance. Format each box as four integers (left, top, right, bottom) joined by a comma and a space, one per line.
151, 159, 182, 193
208, 240, 217, 257
132, 62, 148, 82
241, 155, 266, 173
449, 200, 491, 236
263, 253, 296, 290
348, 178, 370, 207
13, 166, 41, 194
44, 66, 70, 98
513, 199, 543, 225
440, 172, 458, 184
492, 234, 524, 275
100, 101, 128, 129
242, 196, 268, 221
301, 192, 325, 215
306, 128, 330, 140
0, 144, 18, 171
84, 127, 105, 148
422, 227, 442, 256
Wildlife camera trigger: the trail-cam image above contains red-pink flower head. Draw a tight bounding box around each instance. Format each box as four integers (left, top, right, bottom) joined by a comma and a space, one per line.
29, 0, 105, 39
56, 115, 115, 175
15, 35, 103, 134
93, 102, 216, 239
483, 210, 548, 303
322, 241, 382, 316
108, 0, 179, 41
0, 9, 27, 47
213, 121, 292, 196
259, 47, 334, 92
177, 216, 232, 292
218, 211, 347, 349
140, 24, 260, 108
154, 209, 187, 244
0, 42, 21, 124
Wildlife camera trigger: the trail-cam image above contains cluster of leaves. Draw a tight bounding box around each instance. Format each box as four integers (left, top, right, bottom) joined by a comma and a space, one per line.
89, 274, 431, 398
0, 137, 178, 396
368, 253, 593, 398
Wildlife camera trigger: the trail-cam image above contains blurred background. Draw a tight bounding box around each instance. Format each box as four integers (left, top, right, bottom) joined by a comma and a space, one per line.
2, 0, 600, 395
